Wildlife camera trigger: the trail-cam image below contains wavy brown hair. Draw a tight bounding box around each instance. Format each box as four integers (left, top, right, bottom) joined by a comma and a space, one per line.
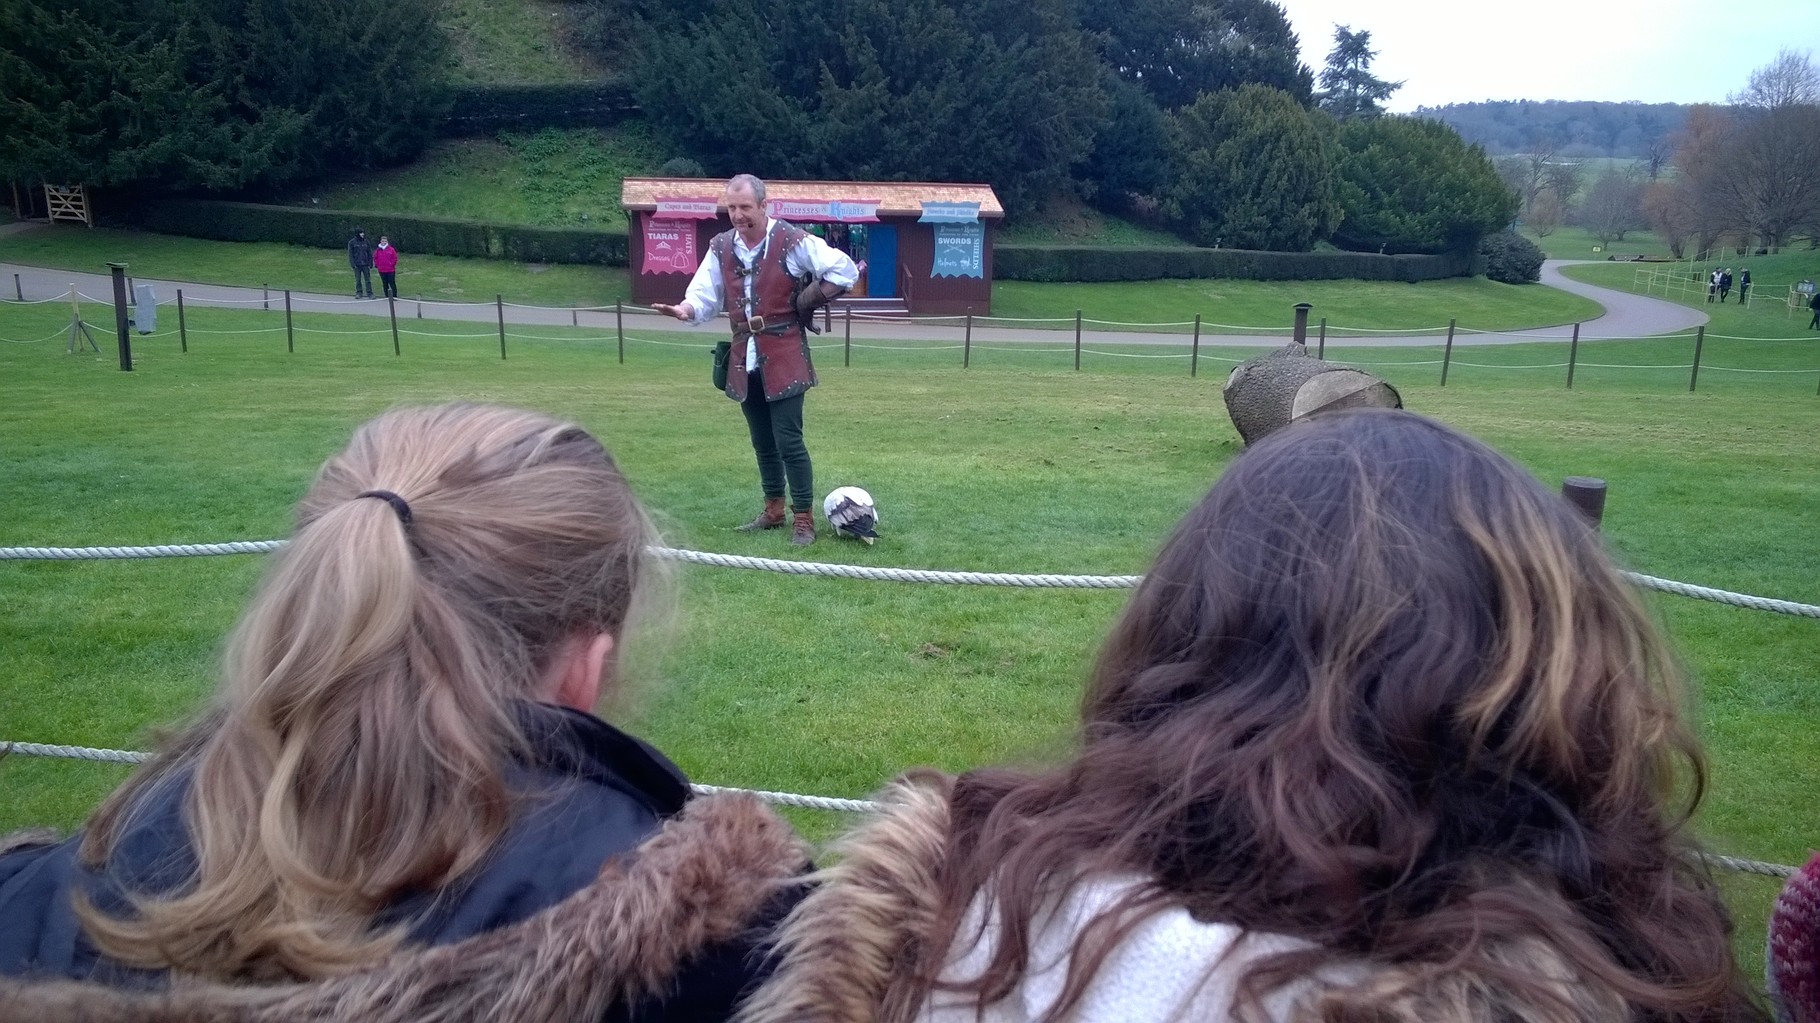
75, 404, 660, 982
921, 409, 1763, 1022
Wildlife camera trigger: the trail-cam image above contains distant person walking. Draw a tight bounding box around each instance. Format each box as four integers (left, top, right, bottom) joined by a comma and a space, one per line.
1809, 291, 1819, 330
348, 228, 374, 299
1738, 268, 1751, 305
1719, 268, 1733, 303
374, 235, 400, 299
1707, 269, 1719, 303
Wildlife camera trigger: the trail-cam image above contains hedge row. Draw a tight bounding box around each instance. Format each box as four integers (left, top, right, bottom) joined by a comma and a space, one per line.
994, 245, 1476, 283
441, 81, 638, 136
124, 200, 628, 266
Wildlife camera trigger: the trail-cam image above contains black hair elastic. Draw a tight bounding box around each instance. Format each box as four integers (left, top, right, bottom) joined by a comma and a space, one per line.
356, 490, 413, 528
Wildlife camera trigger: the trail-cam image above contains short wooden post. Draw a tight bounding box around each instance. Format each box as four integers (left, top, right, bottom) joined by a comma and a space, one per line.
616, 302, 624, 364
963, 311, 972, 369
824, 304, 832, 334
1689, 325, 1704, 391
844, 306, 852, 367
1561, 477, 1607, 529
1074, 309, 1082, 371
1190, 314, 1201, 377
1292, 302, 1311, 346
388, 297, 400, 356
1566, 321, 1581, 389
177, 289, 187, 353
496, 294, 506, 360
416, 299, 423, 319
1317, 317, 1327, 360
571, 307, 578, 327
1439, 317, 1457, 386
263, 284, 269, 312
12, 273, 20, 301
284, 289, 294, 353
107, 262, 132, 371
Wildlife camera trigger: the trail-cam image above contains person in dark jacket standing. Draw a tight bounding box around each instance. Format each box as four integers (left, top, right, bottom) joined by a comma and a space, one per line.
348, 228, 374, 298
1739, 268, 1752, 306
0, 404, 806, 1022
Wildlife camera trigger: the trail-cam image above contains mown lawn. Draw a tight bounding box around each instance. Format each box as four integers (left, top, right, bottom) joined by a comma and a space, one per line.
1, 299, 1814, 977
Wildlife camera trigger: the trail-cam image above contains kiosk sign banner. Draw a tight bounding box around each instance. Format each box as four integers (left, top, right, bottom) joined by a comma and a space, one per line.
766, 198, 881, 222
932, 222, 984, 278
641, 216, 698, 274
918, 201, 980, 223
653, 197, 721, 219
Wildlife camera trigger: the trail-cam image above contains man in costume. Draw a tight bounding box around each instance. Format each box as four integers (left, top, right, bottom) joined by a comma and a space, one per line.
653, 175, 859, 546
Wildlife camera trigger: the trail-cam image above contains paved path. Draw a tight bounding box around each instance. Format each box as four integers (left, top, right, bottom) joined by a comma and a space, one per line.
0, 245, 1705, 348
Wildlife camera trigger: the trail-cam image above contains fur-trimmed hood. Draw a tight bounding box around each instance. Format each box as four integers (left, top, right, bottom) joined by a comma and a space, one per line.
0, 792, 807, 1023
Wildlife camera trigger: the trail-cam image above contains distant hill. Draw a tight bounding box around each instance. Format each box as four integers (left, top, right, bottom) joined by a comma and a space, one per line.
1408, 100, 1698, 159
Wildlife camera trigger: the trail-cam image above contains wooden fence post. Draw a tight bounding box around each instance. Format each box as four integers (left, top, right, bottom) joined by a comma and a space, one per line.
1074, 309, 1082, 371
1317, 317, 1327, 360
176, 289, 187, 353
963, 311, 972, 369
388, 297, 400, 356
1439, 318, 1457, 386
616, 302, 624, 364
284, 289, 294, 353
496, 295, 507, 360
1689, 325, 1704, 392
1190, 314, 1201, 377
1566, 321, 1580, 389
844, 306, 852, 367
1561, 476, 1607, 529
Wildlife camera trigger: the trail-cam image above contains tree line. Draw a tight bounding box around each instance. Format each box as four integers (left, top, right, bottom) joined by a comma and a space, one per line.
1414, 100, 1690, 160
3, 0, 1521, 257
1492, 51, 1820, 257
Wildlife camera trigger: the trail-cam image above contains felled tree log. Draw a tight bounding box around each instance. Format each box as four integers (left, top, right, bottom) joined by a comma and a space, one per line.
1221, 343, 1402, 445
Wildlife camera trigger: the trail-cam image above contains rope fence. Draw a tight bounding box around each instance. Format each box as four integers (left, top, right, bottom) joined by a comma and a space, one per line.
0, 740, 1792, 875
10, 284, 1820, 393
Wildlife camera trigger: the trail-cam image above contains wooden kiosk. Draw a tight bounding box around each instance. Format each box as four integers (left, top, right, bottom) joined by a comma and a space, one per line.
621, 178, 1003, 317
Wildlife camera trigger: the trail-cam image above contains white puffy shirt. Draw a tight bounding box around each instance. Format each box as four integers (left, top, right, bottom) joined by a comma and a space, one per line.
680, 218, 859, 372
915, 877, 1312, 1023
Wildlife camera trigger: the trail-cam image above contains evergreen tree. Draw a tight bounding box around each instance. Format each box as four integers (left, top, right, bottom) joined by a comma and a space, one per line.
1081, 75, 1171, 204
0, 0, 449, 195
1161, 84, 1338, 250
1081, 0, 1311, 110
627, 0, 1104, 212
1316, 26, 1400, 121
1330, 116, 1516, 253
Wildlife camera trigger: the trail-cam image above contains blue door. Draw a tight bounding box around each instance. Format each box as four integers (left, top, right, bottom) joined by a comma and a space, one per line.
867, 225, 898, 298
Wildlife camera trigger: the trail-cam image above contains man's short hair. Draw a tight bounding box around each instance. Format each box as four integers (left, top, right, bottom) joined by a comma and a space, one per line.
726, 174, 767, 202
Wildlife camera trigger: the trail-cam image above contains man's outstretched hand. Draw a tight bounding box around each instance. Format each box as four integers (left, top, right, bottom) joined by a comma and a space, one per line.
651, 302, 693, 321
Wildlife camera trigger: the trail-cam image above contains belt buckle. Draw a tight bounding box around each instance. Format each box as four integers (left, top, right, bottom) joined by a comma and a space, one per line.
748, 314, 767, 332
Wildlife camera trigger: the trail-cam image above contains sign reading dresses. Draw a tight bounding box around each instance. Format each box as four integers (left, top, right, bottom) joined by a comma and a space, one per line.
641, 215, 699, 275
766, 198, 881, 223
932, 222, 984, 278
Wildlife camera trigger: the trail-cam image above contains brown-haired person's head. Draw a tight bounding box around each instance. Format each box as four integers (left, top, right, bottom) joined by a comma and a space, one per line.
938, 408, 1761, 1022
77, 404, 660, 981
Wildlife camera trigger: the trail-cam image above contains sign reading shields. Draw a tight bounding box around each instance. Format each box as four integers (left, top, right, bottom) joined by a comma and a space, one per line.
642, 198, 717, 275
932, 222, 984, 278
765, 198, 881, 223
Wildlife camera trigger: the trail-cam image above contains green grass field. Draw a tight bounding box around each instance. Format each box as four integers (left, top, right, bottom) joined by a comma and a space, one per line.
1522, 225, 1675, 261
441, 0, 602, 84
2, 298, 1815, 976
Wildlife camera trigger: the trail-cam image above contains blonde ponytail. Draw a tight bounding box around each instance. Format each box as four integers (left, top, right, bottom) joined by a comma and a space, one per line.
78, 404, 660, 981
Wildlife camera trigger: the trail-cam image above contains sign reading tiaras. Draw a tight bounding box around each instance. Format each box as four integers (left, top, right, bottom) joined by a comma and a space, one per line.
765, 198, 881, 223
653, 197, 721, 220
641, 216, 699, 275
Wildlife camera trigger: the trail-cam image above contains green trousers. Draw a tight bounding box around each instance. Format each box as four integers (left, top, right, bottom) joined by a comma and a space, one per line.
739, 370, 813, 513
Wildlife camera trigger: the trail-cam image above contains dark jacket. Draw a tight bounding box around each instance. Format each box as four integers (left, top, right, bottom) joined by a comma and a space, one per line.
348, 235, 373, 269
0, 704, 808, 1022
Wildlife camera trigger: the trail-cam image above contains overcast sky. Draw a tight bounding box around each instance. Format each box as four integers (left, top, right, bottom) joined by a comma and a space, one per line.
1272, 0, 1818, 111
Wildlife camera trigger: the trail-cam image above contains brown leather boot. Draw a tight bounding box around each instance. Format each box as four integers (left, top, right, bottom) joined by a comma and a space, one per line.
735, 497, 787, 532
790, 510, 816, 546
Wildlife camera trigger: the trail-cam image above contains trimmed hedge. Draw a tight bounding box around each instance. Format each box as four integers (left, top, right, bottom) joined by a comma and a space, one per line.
123, 199, 628, 266
441, 81, 638, 136
995, 245, 1476, 283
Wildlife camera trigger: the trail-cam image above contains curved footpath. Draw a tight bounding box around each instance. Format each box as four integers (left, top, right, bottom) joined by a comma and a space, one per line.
0, 256, 1704, 349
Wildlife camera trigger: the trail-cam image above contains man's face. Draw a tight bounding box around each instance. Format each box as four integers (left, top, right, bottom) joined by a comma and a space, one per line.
724, 185, 764, 239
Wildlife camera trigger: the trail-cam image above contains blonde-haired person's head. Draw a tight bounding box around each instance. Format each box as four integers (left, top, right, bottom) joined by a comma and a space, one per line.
78, 403, 659, 981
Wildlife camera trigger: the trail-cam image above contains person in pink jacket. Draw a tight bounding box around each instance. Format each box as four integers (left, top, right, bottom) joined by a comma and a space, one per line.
374, 236, 400, 299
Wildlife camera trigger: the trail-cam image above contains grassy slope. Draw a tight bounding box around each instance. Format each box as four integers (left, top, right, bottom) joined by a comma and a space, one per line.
1, 302, 1812, 977
440, 0, 602, 84
281, 125, 667, 231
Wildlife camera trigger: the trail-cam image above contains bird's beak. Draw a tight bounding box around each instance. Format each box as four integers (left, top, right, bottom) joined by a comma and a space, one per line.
862, 536, 875, 546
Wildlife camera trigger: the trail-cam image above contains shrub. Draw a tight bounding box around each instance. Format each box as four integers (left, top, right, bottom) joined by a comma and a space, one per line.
657, 157, 705, 178
995, 245, 1472, 283
1478, 230, 1544, 284
120, 199, 628, 265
